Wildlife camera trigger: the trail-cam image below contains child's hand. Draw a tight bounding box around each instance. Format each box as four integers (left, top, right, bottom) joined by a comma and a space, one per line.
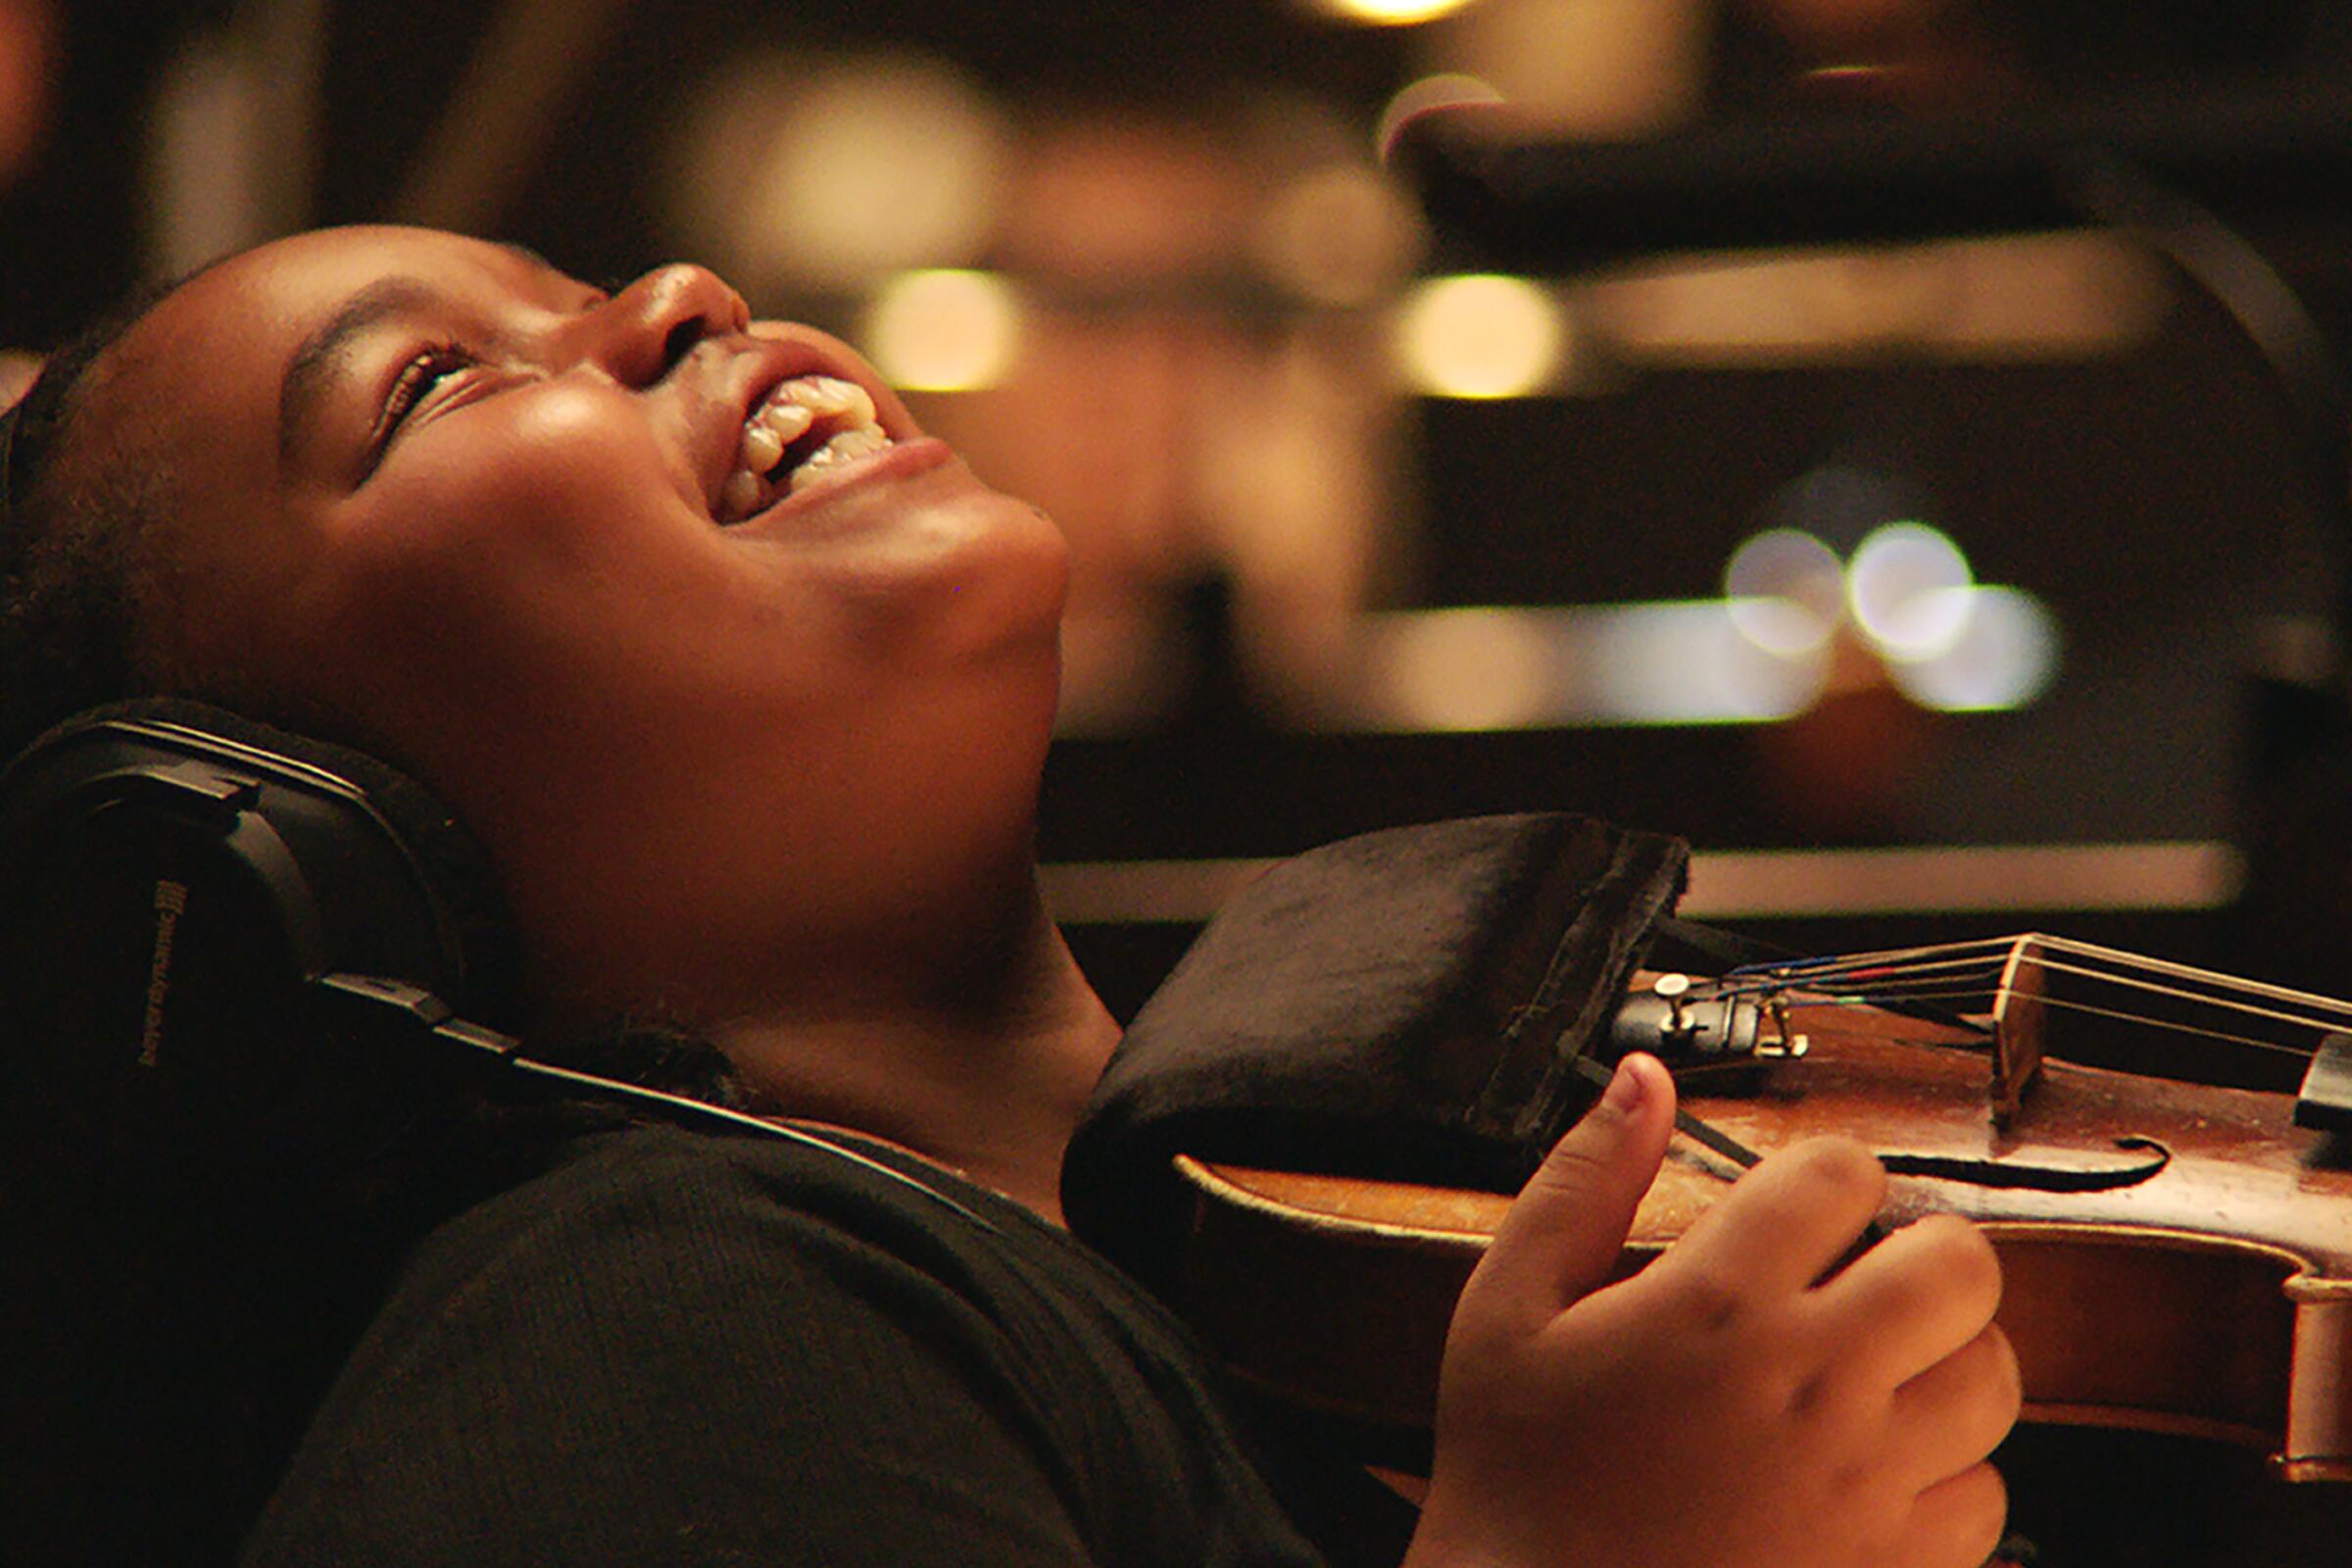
1409, 1054, 2019, 1568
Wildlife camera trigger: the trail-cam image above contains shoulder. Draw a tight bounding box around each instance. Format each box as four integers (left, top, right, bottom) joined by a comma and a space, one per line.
423, 1117, 1009, 1270
243, 1120, 1322, 1567
349, 1119, 1067, 1398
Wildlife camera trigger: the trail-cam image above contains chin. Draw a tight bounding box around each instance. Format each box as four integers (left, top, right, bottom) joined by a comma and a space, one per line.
898, 484, 1072, 667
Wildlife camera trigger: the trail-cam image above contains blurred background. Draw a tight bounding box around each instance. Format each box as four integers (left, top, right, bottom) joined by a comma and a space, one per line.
8, 0, 2352, 1016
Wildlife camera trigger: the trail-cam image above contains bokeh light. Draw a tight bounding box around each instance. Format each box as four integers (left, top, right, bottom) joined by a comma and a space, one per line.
667, 51, 1006, 295
1592, 601, 1828, 725
1718, 515, 2060, 713
1725, 526, 1843, 656
1847, 520, 1974, 659
1395, 273, 1567, 398
1886, 586, 2062, 710
1425, 0, 1709, 138
1310, 0, 1482, 24
864, 270, 1022, 392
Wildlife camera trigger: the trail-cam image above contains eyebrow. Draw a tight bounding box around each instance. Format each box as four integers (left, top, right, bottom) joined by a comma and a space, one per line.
276, 275, 438, 470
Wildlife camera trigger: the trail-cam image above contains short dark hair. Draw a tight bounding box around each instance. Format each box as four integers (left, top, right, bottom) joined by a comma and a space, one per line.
0, 275, 184, 763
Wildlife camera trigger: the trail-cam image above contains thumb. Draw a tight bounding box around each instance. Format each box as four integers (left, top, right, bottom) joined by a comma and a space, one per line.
1465, 1054, 1676, 1330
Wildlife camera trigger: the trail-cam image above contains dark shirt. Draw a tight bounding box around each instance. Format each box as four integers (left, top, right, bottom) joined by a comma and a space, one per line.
238, 1120, 1411, 1567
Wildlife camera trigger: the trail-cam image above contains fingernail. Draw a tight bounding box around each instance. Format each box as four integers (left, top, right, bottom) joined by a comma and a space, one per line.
1603, 1055, 1644, 1112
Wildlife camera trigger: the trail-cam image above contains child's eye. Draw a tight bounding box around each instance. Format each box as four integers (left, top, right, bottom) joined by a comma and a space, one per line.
383, 345, 476, 434
360, 344, 478, 480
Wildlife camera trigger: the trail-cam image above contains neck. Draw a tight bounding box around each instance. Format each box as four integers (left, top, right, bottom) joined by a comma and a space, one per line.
708, 883, 1121, 1227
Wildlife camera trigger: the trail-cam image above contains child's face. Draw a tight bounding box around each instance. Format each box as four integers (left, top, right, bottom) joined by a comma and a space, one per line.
93, 224, 1070, 1020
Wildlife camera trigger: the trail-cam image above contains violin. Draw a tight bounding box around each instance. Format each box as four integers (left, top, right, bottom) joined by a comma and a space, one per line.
1164, 935, 2352, 1481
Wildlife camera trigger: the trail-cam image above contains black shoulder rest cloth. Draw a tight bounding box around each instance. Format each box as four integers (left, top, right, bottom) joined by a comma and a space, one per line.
1061, 812, 1689, 1291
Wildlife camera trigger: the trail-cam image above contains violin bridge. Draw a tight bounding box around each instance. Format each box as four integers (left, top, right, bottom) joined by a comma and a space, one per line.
1988, 936, 2049, 1124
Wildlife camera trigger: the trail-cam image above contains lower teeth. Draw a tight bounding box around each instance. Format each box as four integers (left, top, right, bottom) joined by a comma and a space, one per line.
787, 425, 892, 493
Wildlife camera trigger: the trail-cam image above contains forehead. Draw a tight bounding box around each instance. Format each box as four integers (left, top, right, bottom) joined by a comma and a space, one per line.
150, 225, 557, 340
60, 230, 568, 653
115, 226, 553, 413
76, 227, 564, 519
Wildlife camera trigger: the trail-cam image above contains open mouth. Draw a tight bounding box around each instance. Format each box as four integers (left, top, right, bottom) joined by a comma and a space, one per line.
715, 374, 898, 525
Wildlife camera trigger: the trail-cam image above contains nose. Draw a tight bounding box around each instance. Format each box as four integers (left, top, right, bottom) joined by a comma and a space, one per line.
578, 264, 750, 385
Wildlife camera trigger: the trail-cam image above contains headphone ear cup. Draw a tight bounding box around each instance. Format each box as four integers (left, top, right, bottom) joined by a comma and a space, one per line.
97, 698, 527, 1021
0, 699, 524, 1180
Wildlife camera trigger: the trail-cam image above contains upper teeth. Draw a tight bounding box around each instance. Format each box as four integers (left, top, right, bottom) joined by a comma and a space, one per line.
719, 374, 895, 521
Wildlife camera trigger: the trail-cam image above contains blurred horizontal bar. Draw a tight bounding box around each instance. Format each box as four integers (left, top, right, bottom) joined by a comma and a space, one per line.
1403, 79, 2352, 266
1678, 839, 2241, 918
1041, 840, 2241, 926
1244, 595, 2051, 736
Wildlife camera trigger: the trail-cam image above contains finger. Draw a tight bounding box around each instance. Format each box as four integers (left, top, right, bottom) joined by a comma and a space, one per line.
1815, 1212, 2003, 1390
1660, 1135, 1886, 1298
1466, 1054, 1676, 1332
1892, 1460, 2009, 1568
1889, 1324, 2022, 1488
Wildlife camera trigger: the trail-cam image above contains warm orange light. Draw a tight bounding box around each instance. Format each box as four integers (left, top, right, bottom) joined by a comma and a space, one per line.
666, 51, 1006, 293
1394, 273, 1566, 397
0, 0, 57, 185
863, 270, 1021, 392
1311, 0, 1480, 24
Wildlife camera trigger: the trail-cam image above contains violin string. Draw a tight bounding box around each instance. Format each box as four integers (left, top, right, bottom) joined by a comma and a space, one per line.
1711, 949, 2011, 1000
1750, 931, 2352, 1030
1724, 937, 2020, 983
1714, 952, 2020, 1024
1997, 954, 2347, 1054
1692, 927, 2352, 1079
2000, 991, 2318, 1059
1711, 982, 2313, 1062
1740, 934, 2024, 968
1750, 976, 2324, 1059
1724, 944, 2021, 988
1707, 962, 2001, 1037
1735, 932, 2352, 1024
1716, 961, 2008, 997
2033, 933, 2352, 1022
1769, 986, 2008, 1012
1705, 936, 2343, 1061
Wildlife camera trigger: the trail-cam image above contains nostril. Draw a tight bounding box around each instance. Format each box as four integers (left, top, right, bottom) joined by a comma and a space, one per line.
659, 318, 705, 376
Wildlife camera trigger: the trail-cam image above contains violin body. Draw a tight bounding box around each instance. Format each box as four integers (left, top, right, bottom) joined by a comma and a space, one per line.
1168, 974, 2352, 1480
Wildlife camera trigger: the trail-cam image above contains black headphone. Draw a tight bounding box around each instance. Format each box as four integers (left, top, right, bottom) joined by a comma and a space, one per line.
0, 697, 542, 1178
0, 695, 993, 1218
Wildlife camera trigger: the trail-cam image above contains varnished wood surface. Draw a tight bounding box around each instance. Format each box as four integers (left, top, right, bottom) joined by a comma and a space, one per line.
1173, 1026, 2352, 1473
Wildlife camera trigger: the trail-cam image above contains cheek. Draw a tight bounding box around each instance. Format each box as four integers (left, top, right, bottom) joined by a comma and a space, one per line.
262, 402, 1065, 836
332, 389, 700, 624
267, 408, 709, 731
405, 386, 697, 556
